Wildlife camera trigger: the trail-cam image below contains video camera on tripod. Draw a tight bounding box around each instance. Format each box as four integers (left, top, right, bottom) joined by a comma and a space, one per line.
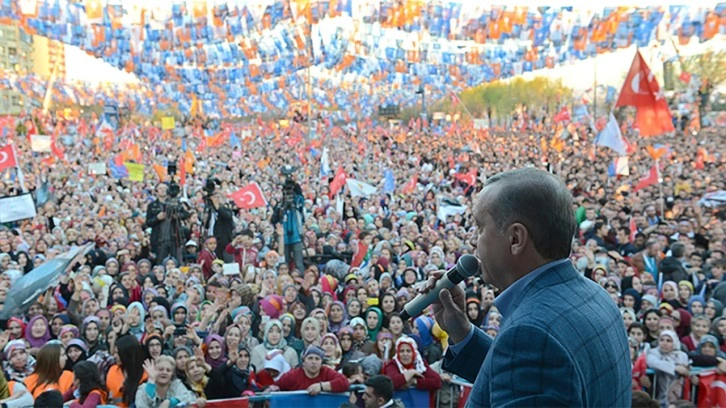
164, 162, 184, 219
280, 165, 301, 210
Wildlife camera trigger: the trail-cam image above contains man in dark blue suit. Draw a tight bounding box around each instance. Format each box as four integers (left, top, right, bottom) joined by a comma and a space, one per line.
425, 168, 631, 407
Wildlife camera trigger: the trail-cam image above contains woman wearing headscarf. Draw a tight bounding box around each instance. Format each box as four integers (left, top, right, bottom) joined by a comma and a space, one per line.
661, 281, 682, 309
126, 302, 146, 340
250, 320, 299, 373
383, 336, 441, 395
413, 315, 442, 364
203, 334, 227, 370
2, 340, 36, 382
64, 339, 89, 371
255, 349, 292, 389
687, 295, 706, 316
279, 314, 304, 356
364, 307, 383, 342
348, 317, 374, 354
320, 333, 343, 370
25, 315, 51, 356
465, 297, 485, 328
326, 301, 348, 333
706, 299, 724, 321
300, 317, 321, 351
689, 334, 726, 367
678, 281, 694, 309
621, 289, 641, 314
183, 356, 229, 400
646, 330, 690, 405
671, 308, 692, 339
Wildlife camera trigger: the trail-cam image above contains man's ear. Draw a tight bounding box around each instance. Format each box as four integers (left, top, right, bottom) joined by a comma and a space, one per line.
508, 222, 529, 256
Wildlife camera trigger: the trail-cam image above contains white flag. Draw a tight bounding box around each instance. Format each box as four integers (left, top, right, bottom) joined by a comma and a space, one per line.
595, 113, 627, 156
437, 198, 467, 222
346, 179, 377, 197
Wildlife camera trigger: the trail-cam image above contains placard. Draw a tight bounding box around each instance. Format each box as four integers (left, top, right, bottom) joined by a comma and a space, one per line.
223, 263, 240, 275
0, 193, 37, 223
30, 135, 51, 152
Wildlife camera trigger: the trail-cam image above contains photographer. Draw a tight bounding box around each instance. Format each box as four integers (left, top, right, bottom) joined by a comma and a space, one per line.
146, 182, 191, 264
203, 190, 235, 260
271, 168, 305, 272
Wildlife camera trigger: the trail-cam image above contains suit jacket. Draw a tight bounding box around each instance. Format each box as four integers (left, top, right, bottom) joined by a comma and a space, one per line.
443, 261, 631, 407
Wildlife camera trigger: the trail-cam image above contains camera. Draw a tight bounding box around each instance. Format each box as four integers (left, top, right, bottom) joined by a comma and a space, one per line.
280, 166, 300, 210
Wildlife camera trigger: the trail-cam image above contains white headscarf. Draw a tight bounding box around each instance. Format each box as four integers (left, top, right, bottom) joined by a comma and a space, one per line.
263, 349, 291, 380
393, 336, 426, 374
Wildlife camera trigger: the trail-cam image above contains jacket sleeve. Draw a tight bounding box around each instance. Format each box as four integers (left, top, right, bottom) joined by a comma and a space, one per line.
323, 368, 350, 393
275, 370, 295, 391
383, 362, 408, 390
4, 382, 34, 408
415, 366, 442, 391
489, 324, 583, 407
442, 326, 491, 384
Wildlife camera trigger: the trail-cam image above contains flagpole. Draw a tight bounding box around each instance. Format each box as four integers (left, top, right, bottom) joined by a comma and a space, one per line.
11, 143, 27, 193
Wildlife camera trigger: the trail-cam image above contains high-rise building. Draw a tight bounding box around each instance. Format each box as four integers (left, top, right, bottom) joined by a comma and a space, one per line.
33, 35, 66, 79
0, 22, 34, 115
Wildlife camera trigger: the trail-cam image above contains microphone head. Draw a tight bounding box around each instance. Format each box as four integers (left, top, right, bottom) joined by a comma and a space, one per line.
456, 254, 480, 279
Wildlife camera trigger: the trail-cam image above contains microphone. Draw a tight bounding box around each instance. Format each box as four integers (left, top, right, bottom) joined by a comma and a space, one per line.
400, 254, 480, 321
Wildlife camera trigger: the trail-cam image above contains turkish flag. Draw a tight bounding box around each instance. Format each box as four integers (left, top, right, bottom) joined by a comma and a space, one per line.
633, 164, 659, 192
697, 372, 726, 408
329, 166, 347, 197
0, 145, 18, 172
615, 51, 674, 137
455, 168, 477, 186
402, 174, 418, 195
553, 107, 571, 124
229, 183, 267, 209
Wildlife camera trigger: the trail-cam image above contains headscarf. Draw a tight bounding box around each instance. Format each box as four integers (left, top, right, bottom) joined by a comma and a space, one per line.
674, 309, 692, 338
698, 334, 724, 356
709, 299, 725, 317
365, 307, 384, 341
414, 315, 435, 349
393, 336, 426, 374
321, 333, 342, 367
141, 288, 159, 309
658, 330, 682, 353
263, 349, 291, 380
185, 356, 210, 398
25, 315, 51, 348
263, 320, 287, 350
279, 314, 296, 340
127, 302, 146, 338
688, 295, 706, 315
260, 295, 284, 319
326, 301, 349, 333
622, 289, 642, 313
204, 334, 228, 370
7, 317, 26, 340
59, 324, 80, 340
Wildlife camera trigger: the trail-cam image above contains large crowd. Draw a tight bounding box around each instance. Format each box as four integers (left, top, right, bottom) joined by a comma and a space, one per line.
0, 109, 724, 407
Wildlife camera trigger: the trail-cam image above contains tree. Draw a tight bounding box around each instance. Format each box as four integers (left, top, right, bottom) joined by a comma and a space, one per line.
674, 49, 726, 125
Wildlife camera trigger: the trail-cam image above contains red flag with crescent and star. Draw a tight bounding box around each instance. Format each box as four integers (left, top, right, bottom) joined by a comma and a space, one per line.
230, 182, 267, 209
329, 166, 347, 197
615, 51, 674, 137
0, 145, 18, 172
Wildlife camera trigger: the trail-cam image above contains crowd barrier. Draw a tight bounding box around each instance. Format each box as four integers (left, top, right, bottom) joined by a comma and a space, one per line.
90, 378, 476, 407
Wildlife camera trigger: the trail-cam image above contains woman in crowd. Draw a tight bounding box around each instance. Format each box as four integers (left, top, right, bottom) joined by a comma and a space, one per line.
383, 336, 441, 394
106, 335, 148, 408
135, 356, 202, 408
66, 361, 109, 408
250, 320, 299, 372
646, 330, 689, 405
24, 342, 75, 399
320, 333, 343, 370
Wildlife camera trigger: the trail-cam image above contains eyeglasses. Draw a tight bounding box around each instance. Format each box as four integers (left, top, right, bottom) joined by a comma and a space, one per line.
605, 284, 618, 289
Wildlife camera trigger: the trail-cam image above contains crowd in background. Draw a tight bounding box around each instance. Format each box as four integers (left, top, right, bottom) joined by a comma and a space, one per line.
0, 109, 724, 407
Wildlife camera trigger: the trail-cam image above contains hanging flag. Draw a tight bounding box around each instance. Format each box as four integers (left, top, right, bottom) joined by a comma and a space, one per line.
402, 174, 418, 195
382, 169, 395, 194
608, 157, 630, 177
0, 145, 18, 172
153, 164, 168, 182
320, 147, 331, 178
615, 51, 674, 137
437, 197, 467, 222
229, 182, 267, 209
346, 179, 377, 197
628, 217, 638, 243
184, 150, 195, 175
595, 113, 627, 156
633, 164, 659, 192
329, 166, 347, 197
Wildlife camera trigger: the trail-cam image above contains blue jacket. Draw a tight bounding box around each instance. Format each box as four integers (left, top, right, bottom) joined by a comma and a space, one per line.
444, 261, 631, 407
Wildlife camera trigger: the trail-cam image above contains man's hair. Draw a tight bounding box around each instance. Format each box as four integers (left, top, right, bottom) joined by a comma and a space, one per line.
365, 374, 394, 403
482, 168, 576, 260
240, 229, 254, 238
671, 242, 686, 258
631, 390, 658, 408
34, 390, 64, 408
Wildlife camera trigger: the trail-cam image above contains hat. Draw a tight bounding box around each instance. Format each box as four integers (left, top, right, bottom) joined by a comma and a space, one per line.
302, 345, 326, 360
641, 295, 658, 308
212, 259, 225, 266
185, 240, 198, 247
259, 295, 284, 319
3, 339, 26, 356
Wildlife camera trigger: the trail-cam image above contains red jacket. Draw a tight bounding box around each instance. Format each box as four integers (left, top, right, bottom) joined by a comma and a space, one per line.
275, 366, 350, 393
196, 249, 217, 280
382, 360, 442, 391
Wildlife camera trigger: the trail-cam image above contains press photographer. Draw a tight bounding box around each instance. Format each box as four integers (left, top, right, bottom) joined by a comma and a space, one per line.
271, 165, 305, 272
146, 170, 192, 264
202, 178, 235, 260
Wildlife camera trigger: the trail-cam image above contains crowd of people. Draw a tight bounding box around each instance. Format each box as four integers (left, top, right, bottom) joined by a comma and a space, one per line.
0, 108, 724, 407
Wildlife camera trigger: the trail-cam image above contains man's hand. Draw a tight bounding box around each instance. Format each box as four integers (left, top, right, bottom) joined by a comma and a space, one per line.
422, 270, 471, 343
306, 383, 323, 396
157, 212, 166, 220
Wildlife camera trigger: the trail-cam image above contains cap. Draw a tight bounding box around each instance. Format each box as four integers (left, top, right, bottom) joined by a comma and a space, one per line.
185, 240, 198, 247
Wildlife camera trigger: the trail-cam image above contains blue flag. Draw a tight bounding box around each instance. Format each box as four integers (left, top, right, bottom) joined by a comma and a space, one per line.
383, 169, 395, 193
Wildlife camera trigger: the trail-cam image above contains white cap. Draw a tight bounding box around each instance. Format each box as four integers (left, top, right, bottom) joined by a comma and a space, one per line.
185, 240, 198, 247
